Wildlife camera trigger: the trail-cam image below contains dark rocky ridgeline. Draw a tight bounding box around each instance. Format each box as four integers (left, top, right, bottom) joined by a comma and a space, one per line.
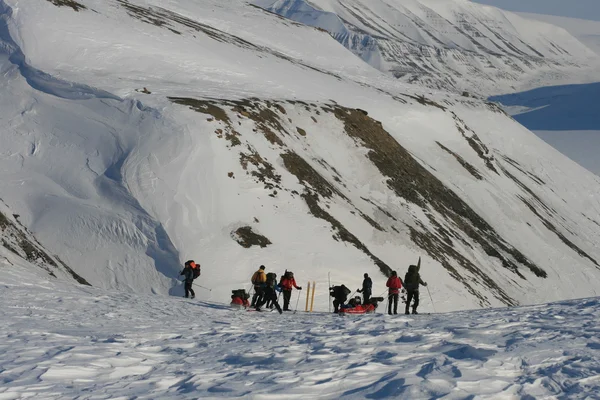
0, 200, 90, 285
169, 96, 556, 307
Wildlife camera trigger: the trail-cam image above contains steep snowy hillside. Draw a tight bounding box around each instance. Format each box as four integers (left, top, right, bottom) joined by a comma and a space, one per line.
1, 265, 599, 398
1, 0, 600, 311
254, 0, 600, 95
0, 198, 89, 285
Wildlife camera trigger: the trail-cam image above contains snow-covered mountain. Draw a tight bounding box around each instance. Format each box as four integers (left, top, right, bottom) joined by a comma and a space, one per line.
254, 0, 600, 95
1, 0, 600, 311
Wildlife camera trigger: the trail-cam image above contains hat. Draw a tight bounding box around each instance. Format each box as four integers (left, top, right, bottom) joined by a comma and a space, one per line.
259, 265, 265, 270
364, 273, 368, 278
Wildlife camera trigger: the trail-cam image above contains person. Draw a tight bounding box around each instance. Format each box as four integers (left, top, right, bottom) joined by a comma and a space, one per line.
329, 285, 351, 313
250, 265, 267, 307
347, 296, 362, 308
404, 264, 427, 314
256, 272, 282, 314
180, 260, 199, 299
357, 273, 372, 305
386, 271, 403, 315
279, 271, 302, 311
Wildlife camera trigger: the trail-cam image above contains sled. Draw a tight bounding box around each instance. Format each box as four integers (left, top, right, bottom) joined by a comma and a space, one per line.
339, 303, 376, 314
338, 296, 384, 315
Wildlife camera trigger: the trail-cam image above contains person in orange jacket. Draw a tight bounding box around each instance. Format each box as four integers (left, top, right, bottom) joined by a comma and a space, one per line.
386, 271, 403, 315
250, 265, 267, 307
279, 271, 302, 311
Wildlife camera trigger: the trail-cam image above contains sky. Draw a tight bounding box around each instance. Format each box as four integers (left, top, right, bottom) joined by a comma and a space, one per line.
471, 0, 600, 21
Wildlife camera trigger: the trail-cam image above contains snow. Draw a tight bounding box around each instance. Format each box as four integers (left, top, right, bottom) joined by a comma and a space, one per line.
471, 0, 600, 22
533, 130, 600, 177
1, 1, 600, 397
517, 13, 600, 56
1, 256, 599, 399
254, 0, 600, 95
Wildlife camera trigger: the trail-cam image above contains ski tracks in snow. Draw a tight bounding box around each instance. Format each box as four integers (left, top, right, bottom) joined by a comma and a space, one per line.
1, 267, 599, 399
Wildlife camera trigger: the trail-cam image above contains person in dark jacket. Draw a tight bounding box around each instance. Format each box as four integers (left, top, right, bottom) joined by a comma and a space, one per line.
329, 285, 351, 313
357, 273, 372, 305
385, 271, 403, 315
279, 271, 302, 311
256, 272, 283, 314
180, 260, 198, 299
404, 264, 427, 314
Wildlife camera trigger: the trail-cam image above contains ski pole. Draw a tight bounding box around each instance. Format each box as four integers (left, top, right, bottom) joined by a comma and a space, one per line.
426, 285, 436, 313
328, 272, 331, 314
386, 294, 389, 314
196, 285, 212, 292
293, 290, 301, 314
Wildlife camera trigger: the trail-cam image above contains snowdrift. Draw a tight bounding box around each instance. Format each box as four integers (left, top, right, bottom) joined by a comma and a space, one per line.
1, 263, 599, 398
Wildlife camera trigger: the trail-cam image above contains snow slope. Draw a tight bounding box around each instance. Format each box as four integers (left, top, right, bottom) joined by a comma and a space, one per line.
0, 198, 89, 284
1, 261, 599, 399
517, 13, 600, 56
254, 0, 600, 95
471, 0, 600, 23
2, 0, 600, 312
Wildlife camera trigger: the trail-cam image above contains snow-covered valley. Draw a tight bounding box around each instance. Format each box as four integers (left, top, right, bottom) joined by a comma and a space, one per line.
2, 0, 600, 310
2, 0, 600, 398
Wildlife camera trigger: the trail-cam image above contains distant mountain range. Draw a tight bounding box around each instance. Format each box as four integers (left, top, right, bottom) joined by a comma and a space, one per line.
254, 0, 600, 95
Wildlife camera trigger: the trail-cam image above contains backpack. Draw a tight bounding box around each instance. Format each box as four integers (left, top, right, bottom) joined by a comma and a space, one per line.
184, 260, 200, 280
192, 265, 201, 280
330, 285, 351, 298
266, 272, 277, 287
232, 289, 249, 300
251, 271, 262, 284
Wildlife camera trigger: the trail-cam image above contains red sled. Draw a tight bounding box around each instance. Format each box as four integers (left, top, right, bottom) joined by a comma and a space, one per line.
339, 303, 376, 314
231, 297, 250, 308
338, 296, 384, 314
